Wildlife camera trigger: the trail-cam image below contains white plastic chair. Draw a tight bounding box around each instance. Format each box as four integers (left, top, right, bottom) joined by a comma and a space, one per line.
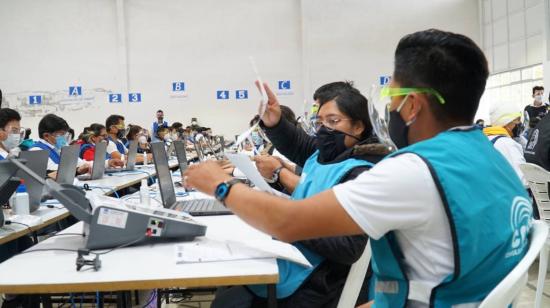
479, 220, 548, 307
337, 241, 371, 308
520, 162, 550, 308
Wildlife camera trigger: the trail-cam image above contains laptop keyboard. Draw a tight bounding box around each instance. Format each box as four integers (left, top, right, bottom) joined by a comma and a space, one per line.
174, 199, 225, 213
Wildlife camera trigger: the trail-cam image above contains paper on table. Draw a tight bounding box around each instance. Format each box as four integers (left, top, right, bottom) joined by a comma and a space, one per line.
175, 237, 311, 268
225, 153, 288, 198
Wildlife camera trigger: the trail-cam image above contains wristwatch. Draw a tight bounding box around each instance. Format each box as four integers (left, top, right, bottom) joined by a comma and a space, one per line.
214, 178, 241, 206
271, 166, 284, 184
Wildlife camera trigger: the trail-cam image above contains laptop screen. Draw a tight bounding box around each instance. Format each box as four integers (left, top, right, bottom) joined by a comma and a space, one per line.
173, 141, 188, 174
57, 144, 80, 185
151, 142, 176, 208
18, 150, 49, 211
91, 141, 108, 180
125, 140, 138, 169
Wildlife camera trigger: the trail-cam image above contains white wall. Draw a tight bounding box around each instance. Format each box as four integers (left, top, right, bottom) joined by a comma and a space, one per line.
0, 0, 480, 139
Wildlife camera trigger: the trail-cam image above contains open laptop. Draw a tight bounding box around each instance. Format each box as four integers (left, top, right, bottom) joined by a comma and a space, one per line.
173, 140, 188, 175
17, 150, 49, 212
76, 141, 107, 181
105, 140, 138, 173
150, 142, 231, 216
56, 144, 80, 185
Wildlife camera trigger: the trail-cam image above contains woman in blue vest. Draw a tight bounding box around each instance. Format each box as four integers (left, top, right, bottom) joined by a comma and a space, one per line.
184, 29, 533, 307
78, 123, 124, 169
212, 82, 389, 308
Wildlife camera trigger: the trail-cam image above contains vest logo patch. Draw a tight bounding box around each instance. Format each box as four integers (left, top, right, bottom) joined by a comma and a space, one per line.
526, 129, 539, 152
506, 196, 532, 258
375, 281, 399, 294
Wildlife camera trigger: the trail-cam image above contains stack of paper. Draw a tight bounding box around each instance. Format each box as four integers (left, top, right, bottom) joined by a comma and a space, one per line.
174, 237, 311, 268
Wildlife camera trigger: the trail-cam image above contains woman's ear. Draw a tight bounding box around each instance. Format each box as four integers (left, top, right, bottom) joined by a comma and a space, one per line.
0, 130, 6, 141
352, 121, 366, 138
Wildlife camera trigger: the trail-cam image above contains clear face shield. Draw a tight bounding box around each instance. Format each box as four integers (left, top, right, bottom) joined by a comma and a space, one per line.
367, 85, 397, 151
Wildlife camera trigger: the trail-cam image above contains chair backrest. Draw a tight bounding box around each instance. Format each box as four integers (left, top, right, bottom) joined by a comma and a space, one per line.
519, 163, 550, 222
337, 241, 371, 308
479, 220, 548, 308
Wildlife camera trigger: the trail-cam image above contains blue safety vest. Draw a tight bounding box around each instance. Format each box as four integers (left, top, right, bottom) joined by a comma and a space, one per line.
32, 141, 61, 164
369, 128, 532, 307
153, 121, 168, 135
80, 143, 111, 160
249, 150, 374, 299
107, 137, 126, 154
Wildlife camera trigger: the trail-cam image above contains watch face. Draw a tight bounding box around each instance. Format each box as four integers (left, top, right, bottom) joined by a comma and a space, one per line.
216, 183, 228, 199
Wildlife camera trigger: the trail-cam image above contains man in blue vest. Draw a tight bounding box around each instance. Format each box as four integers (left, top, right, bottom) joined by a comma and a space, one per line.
0, 108, 24, 160
152, 109, 168, 142
105, 114, 128, 160
29, 114, 90, 176
184, 29, 533, 307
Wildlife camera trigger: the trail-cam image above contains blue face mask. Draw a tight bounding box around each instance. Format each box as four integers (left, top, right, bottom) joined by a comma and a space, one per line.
55, 135, 68, 150
251, 131, 263, 146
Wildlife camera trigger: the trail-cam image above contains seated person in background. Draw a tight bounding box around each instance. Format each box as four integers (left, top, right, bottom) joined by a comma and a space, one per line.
0, 108, 24, 159
170, 122, 184, 141
126, 124, 153, 163
68, 128, 76, 145
524, 85, 548, 130
105, 114, 128, 160
483, 104, 527, 187
155, 126, 170, 143
212, 82, 388, 308
29, 114, 90, 175
79, 124, 124, 168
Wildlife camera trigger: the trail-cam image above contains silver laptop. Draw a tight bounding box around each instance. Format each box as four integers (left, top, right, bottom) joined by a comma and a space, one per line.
76, 141, 107, 181
17, 150, 48, 212
56, 144, 80, 185
150, 142, 231, 216
105, 141, 138, 173
173, 140, 188, 175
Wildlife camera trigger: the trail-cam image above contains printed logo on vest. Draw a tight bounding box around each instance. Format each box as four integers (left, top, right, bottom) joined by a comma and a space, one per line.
375, 280, 399, 294
506, 196, 532, 258
526, 129, 539, 153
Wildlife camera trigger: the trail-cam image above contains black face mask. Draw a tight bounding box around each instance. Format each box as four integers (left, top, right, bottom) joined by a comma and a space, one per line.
316, 126, 359, 162
512, 123, 523, 138
116, 129, 126, 139
388, 109, 410, 149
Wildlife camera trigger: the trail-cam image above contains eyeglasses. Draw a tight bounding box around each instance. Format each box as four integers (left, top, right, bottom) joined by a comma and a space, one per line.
2, 127, 25, 138
380, 87, 446, 105
314, 117, 352, 131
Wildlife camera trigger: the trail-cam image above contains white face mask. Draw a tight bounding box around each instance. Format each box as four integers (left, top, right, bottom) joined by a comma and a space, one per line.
163, 134, 171, 141
535, 95, 543, 103
3, 133, 21, 150
138, 135, 148, 144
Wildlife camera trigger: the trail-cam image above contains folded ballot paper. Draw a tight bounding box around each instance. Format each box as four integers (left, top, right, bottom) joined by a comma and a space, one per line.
225, 153, 289, 198
174, 237, 312, 268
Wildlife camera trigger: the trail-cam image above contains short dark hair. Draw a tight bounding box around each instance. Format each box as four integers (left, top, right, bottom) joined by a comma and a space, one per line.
105, 115, 125, 130
126, 124, 143, 141
317, 85, 373, 140
38, 114, 69, 138
533, 86, 544, 96
157, 110, 163, 114
171, 122, 183, 130
280, 105, 298, 126
313, 81, 356, 104
394, 29, 489, 123
0, 108, 21, 130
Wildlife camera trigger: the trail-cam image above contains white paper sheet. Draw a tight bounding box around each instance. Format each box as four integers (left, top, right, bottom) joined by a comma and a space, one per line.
174, 237, 311, 268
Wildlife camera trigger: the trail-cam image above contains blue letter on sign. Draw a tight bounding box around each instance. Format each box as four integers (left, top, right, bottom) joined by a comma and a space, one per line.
129, 93, 142, 103
69, 86, 82, 96
109, 94, 122, 103
217, 90, 229, 100
278, 80, 291, 90
236, 90, 248, 99
29, 95, 42, 105
379, 76, 391, 86
173, 82, 185, 92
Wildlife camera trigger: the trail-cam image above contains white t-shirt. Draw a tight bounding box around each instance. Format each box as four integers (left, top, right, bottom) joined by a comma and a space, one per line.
488, 135, 528, 187
29, 139, 87, 171
333, 153, 453, 303
106, 139, 128, 155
